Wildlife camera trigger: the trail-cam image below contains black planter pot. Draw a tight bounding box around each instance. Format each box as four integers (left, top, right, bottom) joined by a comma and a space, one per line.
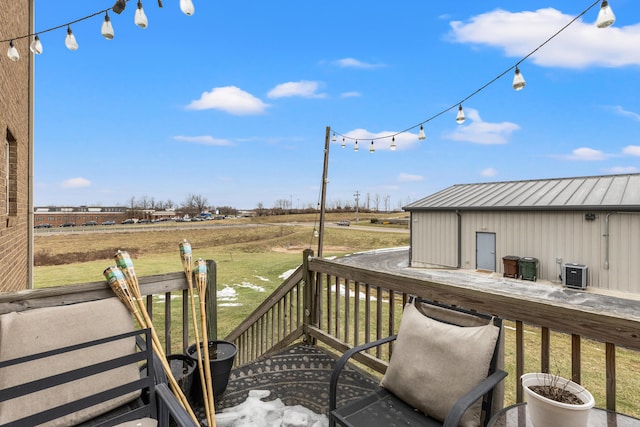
140, 353, 196, 398
185, 340, 237, 403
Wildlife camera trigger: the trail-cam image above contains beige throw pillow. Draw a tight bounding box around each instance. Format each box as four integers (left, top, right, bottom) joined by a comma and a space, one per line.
380, 303, 499, 427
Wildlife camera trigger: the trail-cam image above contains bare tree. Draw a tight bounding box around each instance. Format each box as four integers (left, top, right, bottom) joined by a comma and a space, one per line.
373, 193, 380, 211
181, 194, 208, 217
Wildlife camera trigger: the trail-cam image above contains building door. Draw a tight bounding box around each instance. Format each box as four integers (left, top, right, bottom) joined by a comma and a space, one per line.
476, 232, 496, 271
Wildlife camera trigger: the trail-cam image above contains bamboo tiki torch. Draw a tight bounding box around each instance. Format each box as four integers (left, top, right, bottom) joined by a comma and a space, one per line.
194, 257, 215, 425
111, 252, 199, 424
180, 240, 213, 427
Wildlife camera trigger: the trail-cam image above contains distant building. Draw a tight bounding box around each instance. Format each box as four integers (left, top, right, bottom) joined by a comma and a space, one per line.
0, 1, 34, 292
405, 173, 640, 295
34, 206, 128, 227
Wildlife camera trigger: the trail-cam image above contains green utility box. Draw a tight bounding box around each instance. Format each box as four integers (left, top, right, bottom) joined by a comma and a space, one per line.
518, 257, 539, 281
502, 256, 520, 278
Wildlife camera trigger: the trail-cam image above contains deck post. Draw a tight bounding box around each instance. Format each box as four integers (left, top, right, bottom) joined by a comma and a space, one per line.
303, 248, 316, 344
206, 259, 218, 341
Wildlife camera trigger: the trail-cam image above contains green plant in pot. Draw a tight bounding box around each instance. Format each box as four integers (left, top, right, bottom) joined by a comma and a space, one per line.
521, 372, 595, 427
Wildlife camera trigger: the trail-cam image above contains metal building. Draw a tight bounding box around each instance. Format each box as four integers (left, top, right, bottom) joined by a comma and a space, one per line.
404, 173, 640, 294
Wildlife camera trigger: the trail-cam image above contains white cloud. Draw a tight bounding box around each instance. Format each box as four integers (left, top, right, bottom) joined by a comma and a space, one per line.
340, 91, 362, 98
609, 106, 640, 121
449, 8, 640, 68
335, 128, 420, 151
62, 177, 91, 188
481, 168, 498, 177
267, 81, 326, 99
566, 147, 607, 161
186, 86, 269, 115
398, 173, 424, 183
606, 166, 639, 174
173, 135, 234, 146
623, 146, 640, 156
442, 108, 519, 144
333, 58, 385, 69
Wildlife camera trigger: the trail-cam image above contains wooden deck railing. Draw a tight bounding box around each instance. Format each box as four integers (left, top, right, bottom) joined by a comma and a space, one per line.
0, 267, 218, 356
226, 249, 640, 417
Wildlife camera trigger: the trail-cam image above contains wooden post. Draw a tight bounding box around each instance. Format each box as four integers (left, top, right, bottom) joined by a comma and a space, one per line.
206, 259, 218, 341
318, 126, 331, 257
303, 249, 316, 344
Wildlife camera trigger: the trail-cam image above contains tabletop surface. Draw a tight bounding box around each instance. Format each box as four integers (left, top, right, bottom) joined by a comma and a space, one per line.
488, 403, 640, 427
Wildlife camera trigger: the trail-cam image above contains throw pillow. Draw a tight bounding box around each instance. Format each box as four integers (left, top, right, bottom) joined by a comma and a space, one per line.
380, 302, 499, 427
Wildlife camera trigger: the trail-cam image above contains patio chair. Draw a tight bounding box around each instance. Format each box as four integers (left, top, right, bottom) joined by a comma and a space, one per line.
329, 298, 507, 427
0, 298, 197, 427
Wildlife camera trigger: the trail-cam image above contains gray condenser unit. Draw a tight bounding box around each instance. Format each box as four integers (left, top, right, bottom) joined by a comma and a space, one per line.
563, 263, 588, 289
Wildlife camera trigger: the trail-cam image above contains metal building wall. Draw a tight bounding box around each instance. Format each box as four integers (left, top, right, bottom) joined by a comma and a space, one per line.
410, 210, 640, 293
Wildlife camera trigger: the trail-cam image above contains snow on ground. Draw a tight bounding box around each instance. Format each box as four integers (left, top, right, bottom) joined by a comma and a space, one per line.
216, 390, 328, 427
236, 281, 266, 292
254, 275, 271, 282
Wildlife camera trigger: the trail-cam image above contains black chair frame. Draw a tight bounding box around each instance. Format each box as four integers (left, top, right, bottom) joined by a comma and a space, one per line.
0, 328, 197, 427
329, 298, 507, 427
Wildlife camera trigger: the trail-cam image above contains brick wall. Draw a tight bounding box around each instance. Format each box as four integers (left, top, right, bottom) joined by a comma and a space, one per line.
0, 0, 32, 291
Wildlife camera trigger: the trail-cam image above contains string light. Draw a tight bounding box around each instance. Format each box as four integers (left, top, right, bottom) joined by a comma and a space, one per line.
418, 124, 426, 140
596, 1, 615, 28
456, 105, 466, 124
135, 1, 149, 29
30, 35, 42, 54
331, 0, 611, 148
1, 0, 197, 60
65, 26, 78, 51
101, 12, 115, 40
512, 66, 526, 91
7, 41, 19, 61
180, 0, 195, 16
369, 140, 375, 153
354, 140, 359, 152
341, 138, 346, 148
332, 132, 336, 142
390, 136, 397, 151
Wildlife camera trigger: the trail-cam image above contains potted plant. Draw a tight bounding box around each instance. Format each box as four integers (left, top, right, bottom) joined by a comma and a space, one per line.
521, 372, 595, 427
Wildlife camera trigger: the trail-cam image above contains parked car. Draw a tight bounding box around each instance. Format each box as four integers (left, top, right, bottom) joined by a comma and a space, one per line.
34, 223, 52, 229
82, 221, 98, 226
101, 220, 116, 226
121, 219, 136, 224
337, 220, 351, 226
59, 223, 75, 227
137, 219, 152, 224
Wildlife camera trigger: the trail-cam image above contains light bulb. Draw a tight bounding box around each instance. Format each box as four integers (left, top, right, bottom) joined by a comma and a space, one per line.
354, 140, 359, 152
341, 138, 346, 148
313, 229, 319, 238
135, 1, 149, 28
596, 0, 615, 28
180, 0, 195, 16
30, 35, 43, 54
418, 125, 426, 140
456, 105, 466, 124
112, 0, 127, 14
390, 136, 397, 151
158, 0, 163, 7
332, 132, 336, 142
101, 12, 115, 39
65, 26, 78, 51
512, 67, 526, 91
7, 41, 19, 62
369, 140, 375, 153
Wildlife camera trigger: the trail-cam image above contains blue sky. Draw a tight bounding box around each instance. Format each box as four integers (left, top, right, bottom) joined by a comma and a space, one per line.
30, 1, 640, 210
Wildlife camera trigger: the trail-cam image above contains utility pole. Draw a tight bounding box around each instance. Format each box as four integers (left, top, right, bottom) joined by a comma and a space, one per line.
353, 190, 360, 224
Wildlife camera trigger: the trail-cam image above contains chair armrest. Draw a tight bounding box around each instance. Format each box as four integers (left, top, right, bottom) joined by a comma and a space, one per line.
443, 369, 508, 427
329, 335, 397, 412
155, 383, 199, 427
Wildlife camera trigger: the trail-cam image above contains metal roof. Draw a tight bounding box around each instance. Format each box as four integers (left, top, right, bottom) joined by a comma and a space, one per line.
405, 174, 640, 211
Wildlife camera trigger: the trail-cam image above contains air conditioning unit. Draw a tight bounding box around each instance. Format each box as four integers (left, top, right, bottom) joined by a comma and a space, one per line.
563, 263, 588, 289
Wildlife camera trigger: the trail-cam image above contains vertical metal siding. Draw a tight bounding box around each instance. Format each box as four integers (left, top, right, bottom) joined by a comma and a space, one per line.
410, 211, 458, 268
411, 210, 640, 292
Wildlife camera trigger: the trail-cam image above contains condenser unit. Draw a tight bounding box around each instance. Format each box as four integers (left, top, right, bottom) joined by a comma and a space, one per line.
563, 263, 588, 289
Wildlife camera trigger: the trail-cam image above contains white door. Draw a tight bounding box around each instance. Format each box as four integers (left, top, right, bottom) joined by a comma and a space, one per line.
476, 232, 496, 271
